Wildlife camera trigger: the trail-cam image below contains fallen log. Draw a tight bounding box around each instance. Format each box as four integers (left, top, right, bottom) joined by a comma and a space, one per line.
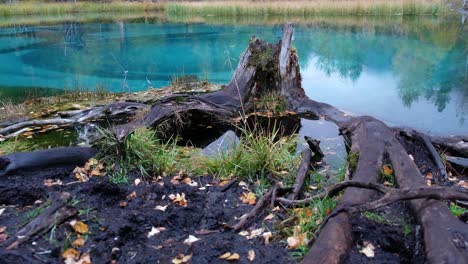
0, 102, 146, 139
0, 147, 96, 177
431, 135, 468, 158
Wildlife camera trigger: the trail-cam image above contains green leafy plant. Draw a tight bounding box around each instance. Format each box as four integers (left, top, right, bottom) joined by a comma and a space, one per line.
449, 203, 468, 217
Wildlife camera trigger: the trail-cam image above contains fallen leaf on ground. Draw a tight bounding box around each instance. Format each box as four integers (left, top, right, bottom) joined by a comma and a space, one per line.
227, 253, 240, 261
44, 179, 63, 187
147, 227, 165, 238
219, 180, 231, 186
262, 232, 272, 244
219, 252, 240, 260
183, 235, 200, 245
426, 172, 433, 180
172, 253, 192, 264
72, 237, 85, 247
169, 193, 188, 207
127, 191, 137, 200
382, 165, 393, 176
62, 248, 80, 260
287, 236, 300, 249
155, 205, 168, 211
240, 192, 256, 205
287, 226, 309, 249
134, 178, 141, 186
359, 241, 376, 258
0, 208, 5, 217
70, 221, 88, 235
219, 252, 232, 259
248, 250, 255, 262
264, 213, 275, 221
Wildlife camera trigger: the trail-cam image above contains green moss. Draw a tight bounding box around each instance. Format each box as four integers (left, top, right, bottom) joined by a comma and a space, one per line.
347, 151, 359, 172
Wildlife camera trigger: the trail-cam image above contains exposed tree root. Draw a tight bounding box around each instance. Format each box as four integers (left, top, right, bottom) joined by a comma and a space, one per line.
233, 184, 279, 231
286, 148, 312, 201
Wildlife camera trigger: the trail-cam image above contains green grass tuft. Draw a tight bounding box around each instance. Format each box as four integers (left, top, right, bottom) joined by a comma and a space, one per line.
192, 123, 300, 182
98, 127, 180, 183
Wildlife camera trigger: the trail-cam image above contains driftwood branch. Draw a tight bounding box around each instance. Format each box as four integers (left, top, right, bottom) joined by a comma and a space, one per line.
4, 192, 77, 250
417, 132, 448, 181
233, 184, 278, 231
0, 102, 146, 138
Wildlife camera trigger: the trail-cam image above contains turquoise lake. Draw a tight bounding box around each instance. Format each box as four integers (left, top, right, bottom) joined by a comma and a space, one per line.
0, 15, 466, 135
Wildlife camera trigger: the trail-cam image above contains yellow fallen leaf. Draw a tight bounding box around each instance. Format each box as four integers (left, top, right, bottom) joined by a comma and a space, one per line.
248, 250, 255, 262
240, 192, 256, 205
172, 253, 192, 264
226, 253, 240, 261
219, 252, 232, 259
88, 158, 98, 166
72, 237, 85, 247
382, 165, 393, 176
71, 221, 88, 235
219, 180, 231, 186
62, 248, 80, 259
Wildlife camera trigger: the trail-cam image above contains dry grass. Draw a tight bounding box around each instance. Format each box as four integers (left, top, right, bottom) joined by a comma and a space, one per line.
165, 0, 446, 16
0, 97, 26, 122
0, 1, 164, 16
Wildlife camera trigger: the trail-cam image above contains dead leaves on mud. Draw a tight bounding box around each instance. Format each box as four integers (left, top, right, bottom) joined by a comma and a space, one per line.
73, 158, 105, 182
62, 220, 91, 264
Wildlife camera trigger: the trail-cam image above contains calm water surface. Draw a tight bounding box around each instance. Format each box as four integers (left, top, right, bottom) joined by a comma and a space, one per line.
0, 16, 466, 135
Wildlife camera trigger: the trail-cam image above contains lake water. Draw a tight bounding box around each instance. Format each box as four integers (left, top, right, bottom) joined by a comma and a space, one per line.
0, 15, 466, 136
